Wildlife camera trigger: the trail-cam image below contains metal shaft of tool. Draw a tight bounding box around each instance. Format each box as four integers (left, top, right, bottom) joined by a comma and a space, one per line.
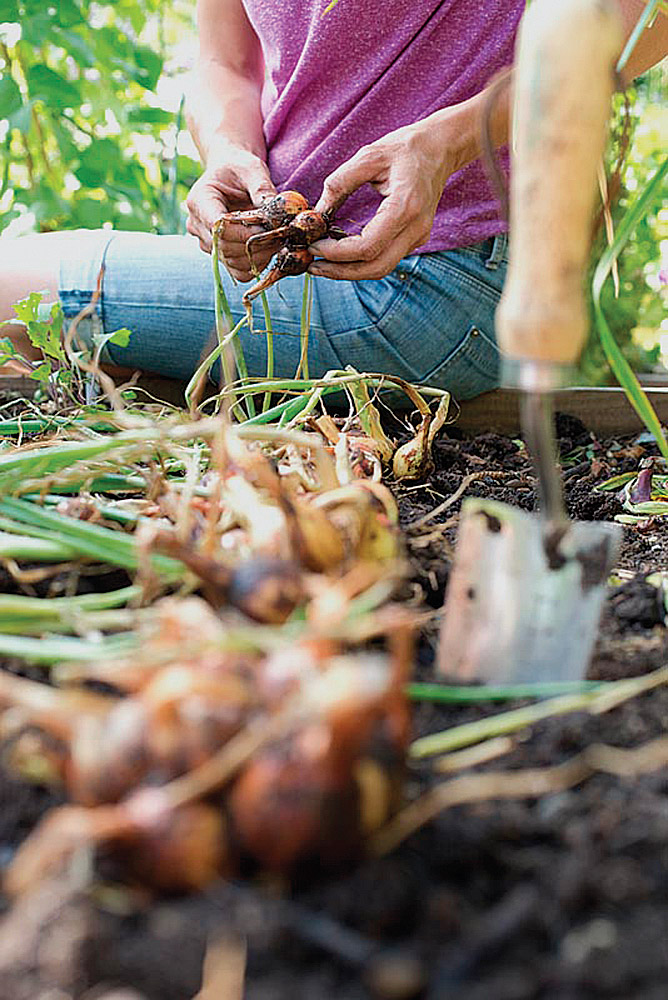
521, 391, 567, 528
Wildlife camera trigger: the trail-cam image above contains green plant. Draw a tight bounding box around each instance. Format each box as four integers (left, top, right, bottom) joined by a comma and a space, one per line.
579, 70, 667, 384
0, 0, 198, 234
592, 158, 668, 457
0, 294, 65, 380
0, 291, 134, 407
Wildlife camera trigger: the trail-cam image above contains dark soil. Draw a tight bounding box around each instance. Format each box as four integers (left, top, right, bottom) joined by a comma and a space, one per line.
2, 414, 668, 999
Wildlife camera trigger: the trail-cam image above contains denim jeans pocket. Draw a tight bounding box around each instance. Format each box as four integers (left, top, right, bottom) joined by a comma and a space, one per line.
419, 322, 501, 399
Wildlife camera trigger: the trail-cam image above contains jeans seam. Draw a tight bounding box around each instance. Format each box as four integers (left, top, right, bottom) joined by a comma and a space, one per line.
358, 255, 421, 328
428, 256, 505, 303
419, 323, 500, 389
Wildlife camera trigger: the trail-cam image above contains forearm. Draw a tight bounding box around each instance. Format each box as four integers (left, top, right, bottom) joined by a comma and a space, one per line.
418, 76, 511, 181
187, 61, 266, 164
187, 0, 268, 166
421, 0, 667, 179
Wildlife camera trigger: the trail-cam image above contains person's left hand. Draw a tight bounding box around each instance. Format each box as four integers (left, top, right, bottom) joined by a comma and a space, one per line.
308, 116, 469, 281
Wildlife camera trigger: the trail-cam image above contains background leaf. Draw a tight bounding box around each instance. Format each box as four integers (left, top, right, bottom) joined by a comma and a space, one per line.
0, 75, 22, 119
25, 65, 81, 110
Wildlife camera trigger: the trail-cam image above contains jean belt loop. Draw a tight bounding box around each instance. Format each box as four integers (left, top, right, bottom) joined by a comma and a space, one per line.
485, 233, 507, 271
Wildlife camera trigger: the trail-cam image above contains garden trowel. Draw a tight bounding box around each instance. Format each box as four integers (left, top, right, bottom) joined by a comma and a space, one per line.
438, 0, 624, 683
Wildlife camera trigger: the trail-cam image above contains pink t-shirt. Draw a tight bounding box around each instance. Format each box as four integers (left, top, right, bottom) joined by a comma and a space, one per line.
241, 0, 524, 253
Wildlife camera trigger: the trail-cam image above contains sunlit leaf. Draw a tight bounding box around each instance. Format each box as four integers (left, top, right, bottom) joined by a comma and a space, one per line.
106, 327, 133, 347
10, 294, 65, 362
127, 107, 174, 126
592, 160, 668, 459
51, 0, 85, 28
0, 0, 19, 19
29, 361, 53, 382
0, 338, 18, 365
19, 13, 54, 47
7, 101, 32, 132
131, 46, 163, 90
75, 137, 123, 187
596, 471, 636, 492
0, 75, 22, 119
70, 196, 109, 228
51, 120, 79, 164
54, 27, 96, 67
26, 64, 81, 110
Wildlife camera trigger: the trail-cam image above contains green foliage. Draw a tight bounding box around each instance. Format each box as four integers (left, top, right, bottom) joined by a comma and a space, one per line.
11, 293, 64, 362
578, 72, 668, 384
592, 158, 668, 458
0, 0, 199, 234
0, 290, 133, 402
0, 291, 68, 384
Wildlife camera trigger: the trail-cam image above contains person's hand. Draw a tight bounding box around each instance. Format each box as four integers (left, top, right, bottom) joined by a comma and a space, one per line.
309, 117, 468, 281
186, 141, 277, 281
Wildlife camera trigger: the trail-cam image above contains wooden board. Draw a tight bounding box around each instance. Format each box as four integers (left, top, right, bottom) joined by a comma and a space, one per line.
3, 370, 667, 440
131, 380, 668, 439
456, 386, 668, 437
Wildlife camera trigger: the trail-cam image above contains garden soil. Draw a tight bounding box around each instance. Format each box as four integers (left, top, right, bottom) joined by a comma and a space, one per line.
2, 413, 668, 999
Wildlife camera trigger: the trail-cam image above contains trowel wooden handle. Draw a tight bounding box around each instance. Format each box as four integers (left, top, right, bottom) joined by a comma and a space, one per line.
496, 0, 623, 374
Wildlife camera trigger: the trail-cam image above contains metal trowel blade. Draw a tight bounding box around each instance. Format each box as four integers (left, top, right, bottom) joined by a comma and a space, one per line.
437, 497, 622, 684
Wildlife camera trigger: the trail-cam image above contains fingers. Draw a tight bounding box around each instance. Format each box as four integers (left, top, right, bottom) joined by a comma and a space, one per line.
185, 155, 277, 255
309, 196, 430, 280
311, 203, 404, 263
214, 220, 274, 282
220, 243, 275, 283
186, 180, 227, 253
215, 220, 264, 244
245, 163, 277, 206
314, 145, 383, 215
308, 240, 416, 281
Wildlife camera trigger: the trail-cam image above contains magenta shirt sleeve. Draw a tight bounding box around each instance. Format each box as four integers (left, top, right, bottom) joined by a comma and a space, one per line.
241, 0, 524, 253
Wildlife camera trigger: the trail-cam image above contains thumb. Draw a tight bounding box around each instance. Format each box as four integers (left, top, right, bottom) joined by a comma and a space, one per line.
246, 163, 277, 206
198, 189, 229, 231
315, 155, 370, 214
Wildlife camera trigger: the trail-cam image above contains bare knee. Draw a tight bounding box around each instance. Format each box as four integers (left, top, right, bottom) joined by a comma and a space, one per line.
0, 233, 66, 360
0, 234, 62, 316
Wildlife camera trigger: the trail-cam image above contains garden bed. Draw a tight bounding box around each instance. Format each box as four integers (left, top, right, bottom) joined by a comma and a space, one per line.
1, 411, 668, 1000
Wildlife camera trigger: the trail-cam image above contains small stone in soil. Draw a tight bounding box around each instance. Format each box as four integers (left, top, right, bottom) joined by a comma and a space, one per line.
365, 951, 426, 1000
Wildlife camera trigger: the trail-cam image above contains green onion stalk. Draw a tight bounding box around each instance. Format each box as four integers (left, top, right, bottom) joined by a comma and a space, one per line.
0, 414, 119, 437
214, 369, 450, 423
0, 530, 78, 563
0, 587, 142, 635
592, 159, 668, 460
0, 414, 243, 496
407, 680, 611, 704
296, 272, 312, 381
212, 227, 253, 420
260, 291, 275, 412
184, 314, 249, 414
0, 632, 138, 665
0, 497, 185, 579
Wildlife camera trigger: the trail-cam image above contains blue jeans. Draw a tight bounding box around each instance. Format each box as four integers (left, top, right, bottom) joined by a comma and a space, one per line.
59, 230, 508, 400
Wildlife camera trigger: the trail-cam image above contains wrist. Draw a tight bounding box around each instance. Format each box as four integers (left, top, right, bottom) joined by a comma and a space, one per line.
205, 132, 266, 167
186, 69, 266, 166
426, 104, 480, 175
424, 81, 511, 175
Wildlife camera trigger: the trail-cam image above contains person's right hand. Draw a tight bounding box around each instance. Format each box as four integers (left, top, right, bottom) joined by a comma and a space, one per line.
186, 142, 277, 282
